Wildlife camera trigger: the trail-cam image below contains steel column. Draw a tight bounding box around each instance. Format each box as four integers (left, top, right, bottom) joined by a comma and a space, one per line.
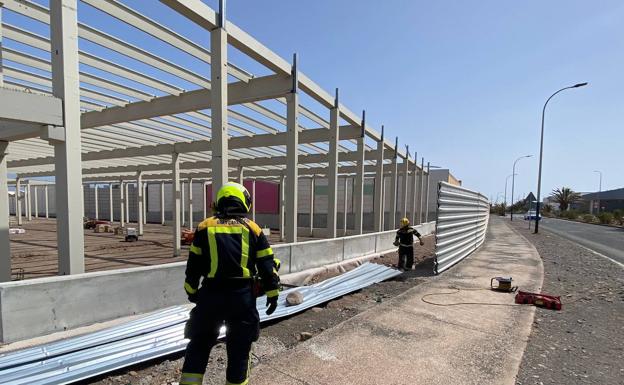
15, 177, 21, 226
202, 181, 207, 220
0, 141, 11, 282
187, 178, 193, 229
284, 55, 299, 243
109, 183, 113, 222
137, 172, 143, 236
279, 173, 285, 242
388, 138, 399, 229
309, 175, 315, 236
326, 89, 339, 238
172, 152, 181, 256
160, 181, 165, 225
402, 149, 410, 219
33, 185, 39, 219
26, 182, 31, 221
181, 181, 185, 226
353, 111, 366, 235
251, 179, 256, 222
93, 184, 98, 220
143, 183, 147, 225
237, 166, 244, 184
119, 181, 125, 227
51, 0, 84, 275
124, 183, 129, 221
373, 127, 385, 232
210, 14, 229, 192
417, 157, 424, 224
44, 185, 49, 219
410, 152, 418, 224
425, 162, 431, 223
343, 176, 348, 236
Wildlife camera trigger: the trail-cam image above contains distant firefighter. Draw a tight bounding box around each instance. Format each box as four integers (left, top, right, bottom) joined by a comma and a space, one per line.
393, 217, 424, 270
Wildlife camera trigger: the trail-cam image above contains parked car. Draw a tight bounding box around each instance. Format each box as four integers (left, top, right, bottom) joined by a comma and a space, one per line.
524, 210, 541, 221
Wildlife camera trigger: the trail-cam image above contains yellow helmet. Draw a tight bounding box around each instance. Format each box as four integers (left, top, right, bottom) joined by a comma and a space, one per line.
216, 182, 252, 215
400, 217, 410, 227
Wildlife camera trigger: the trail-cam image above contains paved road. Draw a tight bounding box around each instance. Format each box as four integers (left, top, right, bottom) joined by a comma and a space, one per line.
537, 217, 624, 265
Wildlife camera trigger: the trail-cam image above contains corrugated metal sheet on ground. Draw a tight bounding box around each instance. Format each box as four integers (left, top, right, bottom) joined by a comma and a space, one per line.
0, 263, 400, 385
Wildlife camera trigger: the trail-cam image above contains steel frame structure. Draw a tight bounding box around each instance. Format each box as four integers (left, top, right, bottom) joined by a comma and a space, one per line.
0, 0, 431, 281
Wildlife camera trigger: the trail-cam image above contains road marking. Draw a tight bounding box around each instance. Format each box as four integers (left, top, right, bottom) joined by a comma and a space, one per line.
575, 244, 624, 269
540, 226, 624, 269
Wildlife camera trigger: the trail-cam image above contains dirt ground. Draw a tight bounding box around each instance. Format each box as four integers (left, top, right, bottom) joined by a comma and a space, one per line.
9, 218, 316, 280
81, 235, 435, 385
510, 221, 624, 385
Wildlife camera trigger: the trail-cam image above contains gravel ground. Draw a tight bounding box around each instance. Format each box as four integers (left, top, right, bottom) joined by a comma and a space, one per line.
509, 221, 624, 385
82, 236, 435, 385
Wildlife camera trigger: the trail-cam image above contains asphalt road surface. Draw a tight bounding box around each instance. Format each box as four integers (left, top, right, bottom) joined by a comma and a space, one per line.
537, 217, 624, 265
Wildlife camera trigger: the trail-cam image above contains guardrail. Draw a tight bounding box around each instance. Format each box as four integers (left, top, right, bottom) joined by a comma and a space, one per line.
434, 182, 490, 274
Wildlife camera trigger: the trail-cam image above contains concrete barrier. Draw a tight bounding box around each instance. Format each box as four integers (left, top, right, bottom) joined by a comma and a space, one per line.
0, 222, 435, 343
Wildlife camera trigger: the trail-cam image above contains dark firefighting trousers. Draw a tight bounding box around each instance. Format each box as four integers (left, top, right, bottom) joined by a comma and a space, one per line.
182, 281, 259, 385
398, 245, 414, 270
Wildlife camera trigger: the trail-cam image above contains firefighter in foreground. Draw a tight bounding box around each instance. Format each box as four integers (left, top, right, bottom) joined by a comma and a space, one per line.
180, 182, 280, 385
393, 217, 425, 270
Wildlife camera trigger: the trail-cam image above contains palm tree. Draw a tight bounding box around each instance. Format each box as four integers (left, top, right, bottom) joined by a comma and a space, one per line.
550, 187, 581, 212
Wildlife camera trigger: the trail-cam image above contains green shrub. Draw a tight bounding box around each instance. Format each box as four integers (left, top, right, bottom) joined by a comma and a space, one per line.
597, 212, 614, 225
582, 214, 595, 223
613, 210, 624, 226
560, 210, 580, 220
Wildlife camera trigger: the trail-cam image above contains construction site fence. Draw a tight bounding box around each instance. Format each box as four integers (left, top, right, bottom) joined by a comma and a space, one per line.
0, 222, 434, 343
434, 182, 489, 274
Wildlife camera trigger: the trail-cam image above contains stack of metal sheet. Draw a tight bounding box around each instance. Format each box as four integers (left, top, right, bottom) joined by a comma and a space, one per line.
0, 263, 400, 385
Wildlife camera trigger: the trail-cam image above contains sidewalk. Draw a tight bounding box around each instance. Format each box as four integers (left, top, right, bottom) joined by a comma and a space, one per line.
252, 218, 544, 385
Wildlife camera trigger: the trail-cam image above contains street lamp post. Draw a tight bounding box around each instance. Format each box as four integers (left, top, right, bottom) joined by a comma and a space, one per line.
511, 155, 532, 221
593, 170, 602, 214
504, 173, 517, 215
534, 82, 588, 233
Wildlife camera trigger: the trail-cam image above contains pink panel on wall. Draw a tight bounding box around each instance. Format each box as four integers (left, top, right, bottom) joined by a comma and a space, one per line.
205, 180, 279, 214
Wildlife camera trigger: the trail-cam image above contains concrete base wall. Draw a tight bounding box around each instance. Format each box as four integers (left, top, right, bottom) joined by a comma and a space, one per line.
0, 222, 435, 343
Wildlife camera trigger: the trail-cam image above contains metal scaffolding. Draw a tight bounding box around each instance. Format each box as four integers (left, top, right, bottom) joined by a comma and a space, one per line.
0, 0, 431, 281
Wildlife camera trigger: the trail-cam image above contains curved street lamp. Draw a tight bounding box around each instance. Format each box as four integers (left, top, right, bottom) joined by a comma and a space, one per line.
504, 173, 517, 212
534, 82, 588, 233
511, 155, 532, 221
593, 170, 602, 214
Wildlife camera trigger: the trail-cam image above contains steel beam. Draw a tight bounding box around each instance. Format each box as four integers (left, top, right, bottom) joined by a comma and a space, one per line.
51, 0, 84, 275
0, 88, 63, 141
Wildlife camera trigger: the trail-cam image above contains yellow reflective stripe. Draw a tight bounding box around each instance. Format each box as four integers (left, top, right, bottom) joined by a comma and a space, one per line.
256, 247, 273, 258
207, 227, 219, 278
189, 244, 202, 255
226, 379, 249, 385
266, 289, 279, 298
184, 282, 197, 295
180, 372, 203, 385
240, 226, 250, 278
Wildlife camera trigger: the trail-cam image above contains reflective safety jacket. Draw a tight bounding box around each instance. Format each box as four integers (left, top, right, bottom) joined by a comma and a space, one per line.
184, 216, 280, 299
395, 227, 421, 248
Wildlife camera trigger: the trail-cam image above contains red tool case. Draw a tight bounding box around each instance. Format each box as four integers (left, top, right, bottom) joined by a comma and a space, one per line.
515, 291, 562, 310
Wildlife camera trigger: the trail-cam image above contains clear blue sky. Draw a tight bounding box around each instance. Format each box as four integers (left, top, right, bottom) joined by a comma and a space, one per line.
211, 0, 624, 202
8, 1, 623, 202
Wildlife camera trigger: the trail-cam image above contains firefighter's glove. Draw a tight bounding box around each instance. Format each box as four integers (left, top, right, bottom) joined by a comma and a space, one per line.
188, 292, 199, 304
419, 238, 425, 246
393, 240, 399, 247
266, 295, 278, 315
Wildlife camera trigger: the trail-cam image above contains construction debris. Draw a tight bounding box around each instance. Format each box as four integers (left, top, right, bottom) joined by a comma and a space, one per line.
286, 291, 304, 306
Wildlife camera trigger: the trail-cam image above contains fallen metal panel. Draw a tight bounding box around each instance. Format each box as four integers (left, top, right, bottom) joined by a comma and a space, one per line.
434, 182, 490, 274
0, 263, 400, 385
